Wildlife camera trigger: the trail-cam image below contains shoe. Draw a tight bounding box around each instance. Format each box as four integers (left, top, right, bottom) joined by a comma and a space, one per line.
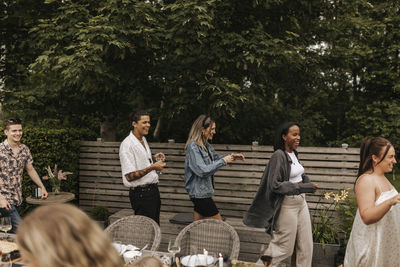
260, 255, 272, 266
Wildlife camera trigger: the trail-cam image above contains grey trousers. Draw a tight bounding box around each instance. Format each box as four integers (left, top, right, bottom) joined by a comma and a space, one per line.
263, 194, 313, 267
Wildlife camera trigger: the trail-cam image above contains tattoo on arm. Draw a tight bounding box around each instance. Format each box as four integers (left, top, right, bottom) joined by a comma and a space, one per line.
126, 166, 152, 181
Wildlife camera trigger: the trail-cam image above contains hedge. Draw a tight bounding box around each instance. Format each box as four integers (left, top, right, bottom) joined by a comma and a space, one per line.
0, 125, 96, 216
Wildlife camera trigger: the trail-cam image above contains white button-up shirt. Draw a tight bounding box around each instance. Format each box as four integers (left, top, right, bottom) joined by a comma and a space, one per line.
119, 132, 158, 188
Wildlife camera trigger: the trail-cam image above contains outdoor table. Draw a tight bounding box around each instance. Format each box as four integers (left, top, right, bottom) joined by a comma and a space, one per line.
26, 192, 75, 205
0, 233, 24, 265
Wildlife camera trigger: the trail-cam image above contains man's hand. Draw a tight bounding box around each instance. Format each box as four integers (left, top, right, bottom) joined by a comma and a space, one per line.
152, 160, 166, 171
41, 186, 48, 200
0, 196, 11, 210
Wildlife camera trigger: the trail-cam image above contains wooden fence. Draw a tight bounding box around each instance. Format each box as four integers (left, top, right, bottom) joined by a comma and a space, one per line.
79, 141, 359, 261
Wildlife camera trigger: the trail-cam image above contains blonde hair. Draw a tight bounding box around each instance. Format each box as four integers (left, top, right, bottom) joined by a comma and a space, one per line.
16, 204, 124, 267
185, 114, 214, 150
131, 256, 163, 267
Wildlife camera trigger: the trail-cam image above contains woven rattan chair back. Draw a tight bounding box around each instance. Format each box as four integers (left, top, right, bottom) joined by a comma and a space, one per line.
105, 215, 161, 251
174, 219, 240, 260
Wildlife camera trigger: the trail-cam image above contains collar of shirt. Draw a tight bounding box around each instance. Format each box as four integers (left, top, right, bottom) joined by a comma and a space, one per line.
128, 132, 152, 163
3, 139, 21, 156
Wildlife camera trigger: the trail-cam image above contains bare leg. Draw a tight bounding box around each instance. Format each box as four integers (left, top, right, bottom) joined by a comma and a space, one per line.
207, 213, 222, 220
193, 211, 202, 221
193, 211, 222, 221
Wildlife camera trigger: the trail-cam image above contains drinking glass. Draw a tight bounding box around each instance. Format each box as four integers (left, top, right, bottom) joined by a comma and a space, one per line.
207, 252, 217, 267
168, 240, 181, 264
190, 245, 198, 255
155, 154, 164, 174
0, 217, 11, 239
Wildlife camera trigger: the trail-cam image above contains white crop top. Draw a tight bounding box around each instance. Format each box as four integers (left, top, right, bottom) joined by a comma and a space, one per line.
287, 152, 304, 183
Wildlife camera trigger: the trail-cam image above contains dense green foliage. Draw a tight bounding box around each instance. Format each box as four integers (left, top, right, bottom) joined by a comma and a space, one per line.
0, 124, 96, 215
1, 0, 399, 147
89, 205, 110, 221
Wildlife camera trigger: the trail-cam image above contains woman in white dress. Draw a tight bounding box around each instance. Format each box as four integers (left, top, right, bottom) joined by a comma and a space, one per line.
344, 137, 400, 266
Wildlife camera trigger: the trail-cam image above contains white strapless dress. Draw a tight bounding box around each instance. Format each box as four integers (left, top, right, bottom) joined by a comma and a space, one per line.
344, 188, 400, 266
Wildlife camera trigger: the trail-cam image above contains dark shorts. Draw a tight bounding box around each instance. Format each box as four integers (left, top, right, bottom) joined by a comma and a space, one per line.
190, 197, 219, 217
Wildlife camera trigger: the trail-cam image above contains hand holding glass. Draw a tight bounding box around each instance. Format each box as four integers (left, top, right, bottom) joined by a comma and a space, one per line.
0, 217, 11, 239
155, 154, 165, 174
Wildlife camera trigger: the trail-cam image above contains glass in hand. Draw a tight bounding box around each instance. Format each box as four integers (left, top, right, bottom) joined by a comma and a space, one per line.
0, 217, 11, 238
168, 240, 180, 267
155, 154, 164, 175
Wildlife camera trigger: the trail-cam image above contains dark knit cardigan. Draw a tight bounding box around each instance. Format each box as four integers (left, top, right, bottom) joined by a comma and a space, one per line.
243, 149, 314, 235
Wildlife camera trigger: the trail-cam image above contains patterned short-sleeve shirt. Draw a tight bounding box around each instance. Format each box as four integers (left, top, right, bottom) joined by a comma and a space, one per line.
0, 140, 33, 206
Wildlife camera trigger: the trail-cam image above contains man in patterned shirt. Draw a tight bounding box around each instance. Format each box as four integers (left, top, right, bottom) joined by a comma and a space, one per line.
0, 119, 48, 233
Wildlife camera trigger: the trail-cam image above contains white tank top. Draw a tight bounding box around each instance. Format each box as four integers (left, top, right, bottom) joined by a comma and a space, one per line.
287, 152, 304, 183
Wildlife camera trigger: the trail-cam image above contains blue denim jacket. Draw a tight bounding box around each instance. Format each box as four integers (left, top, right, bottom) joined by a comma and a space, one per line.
184, 141, 226, 198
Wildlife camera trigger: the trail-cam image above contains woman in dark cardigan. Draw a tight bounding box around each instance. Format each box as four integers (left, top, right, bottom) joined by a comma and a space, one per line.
243, 122, 317, 267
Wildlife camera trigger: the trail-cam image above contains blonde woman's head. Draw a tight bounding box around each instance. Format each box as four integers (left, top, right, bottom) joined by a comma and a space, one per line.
16, 204, 123, 267
185, 115, 215, 150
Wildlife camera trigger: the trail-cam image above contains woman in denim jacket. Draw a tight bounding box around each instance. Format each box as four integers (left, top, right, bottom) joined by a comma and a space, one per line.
184, 115, 245, 221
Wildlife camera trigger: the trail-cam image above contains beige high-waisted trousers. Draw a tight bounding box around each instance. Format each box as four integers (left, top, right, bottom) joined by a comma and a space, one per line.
263, 194, 313, 267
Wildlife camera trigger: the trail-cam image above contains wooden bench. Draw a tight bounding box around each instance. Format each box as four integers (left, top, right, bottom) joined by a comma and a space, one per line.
79, 141, 359, 261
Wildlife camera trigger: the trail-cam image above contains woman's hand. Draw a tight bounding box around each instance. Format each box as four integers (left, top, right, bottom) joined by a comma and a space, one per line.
312, 183, 318, 193
232, 153, 245, 161
223, 155, 234, 164
389, 193, 400, 206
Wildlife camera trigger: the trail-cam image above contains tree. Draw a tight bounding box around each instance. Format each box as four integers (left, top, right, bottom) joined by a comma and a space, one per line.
1, 0, 399, 146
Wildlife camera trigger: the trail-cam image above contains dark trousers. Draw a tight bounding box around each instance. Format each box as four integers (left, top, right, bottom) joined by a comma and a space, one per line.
129, 184, 161, 225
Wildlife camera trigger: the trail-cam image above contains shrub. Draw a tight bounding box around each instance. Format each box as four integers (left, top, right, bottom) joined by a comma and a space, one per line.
90, 206, 110, 221
0, 124, 96, 215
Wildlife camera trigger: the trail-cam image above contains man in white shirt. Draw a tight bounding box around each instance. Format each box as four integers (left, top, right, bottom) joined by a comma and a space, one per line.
119, 111, 166, 225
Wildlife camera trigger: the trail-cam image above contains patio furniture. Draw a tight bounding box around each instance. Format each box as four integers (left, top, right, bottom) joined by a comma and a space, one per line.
174, 219, 240, 260
26, 192, 75, 205
105, 215, 161, 251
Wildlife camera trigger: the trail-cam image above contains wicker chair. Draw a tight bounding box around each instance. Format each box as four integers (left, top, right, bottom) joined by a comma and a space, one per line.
105, 215, 161, 251
174, 219, 240, 260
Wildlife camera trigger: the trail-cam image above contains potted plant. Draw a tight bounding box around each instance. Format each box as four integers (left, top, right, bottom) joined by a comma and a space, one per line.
42, 164, 72, 194
90, 206, 110, 228
311, 188, 351, 267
